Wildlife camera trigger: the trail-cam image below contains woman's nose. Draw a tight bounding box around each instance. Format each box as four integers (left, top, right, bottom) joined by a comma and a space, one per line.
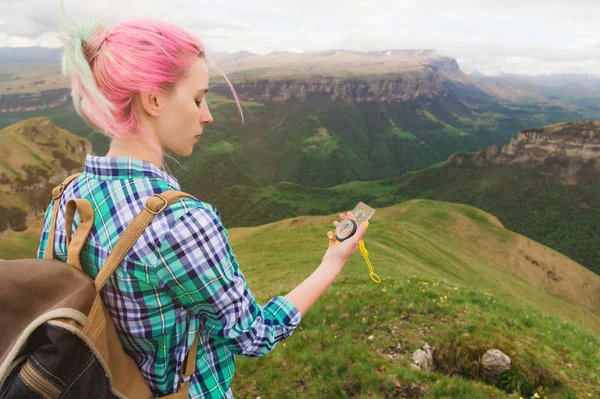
201, 105, 213, 126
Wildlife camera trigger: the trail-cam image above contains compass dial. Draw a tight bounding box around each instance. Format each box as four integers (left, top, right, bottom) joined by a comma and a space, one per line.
335, 219, 357, 242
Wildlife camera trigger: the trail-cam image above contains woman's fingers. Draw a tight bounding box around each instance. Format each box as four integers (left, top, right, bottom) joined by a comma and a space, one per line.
333, 211, 356, 228
335, 211, 351, 226
331, 211, 357, 238
327, 231, 337, 246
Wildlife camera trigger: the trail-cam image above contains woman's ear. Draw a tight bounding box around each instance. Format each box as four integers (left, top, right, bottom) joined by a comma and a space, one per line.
138, 91, 161, 117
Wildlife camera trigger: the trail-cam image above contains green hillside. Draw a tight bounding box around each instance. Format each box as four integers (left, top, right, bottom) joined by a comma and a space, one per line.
5, 200, 600, 398
206, 145, 600, 276
333, 154, 600, 277
0, 118, 91, 232
229, 200, 600, 398
0, 117, 88, 185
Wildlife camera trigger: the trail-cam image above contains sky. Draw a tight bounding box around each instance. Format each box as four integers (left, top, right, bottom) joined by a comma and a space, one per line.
0, 0, 599, 76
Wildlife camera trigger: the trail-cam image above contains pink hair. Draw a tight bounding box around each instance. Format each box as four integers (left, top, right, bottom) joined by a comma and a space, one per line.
58, 13, 244, 168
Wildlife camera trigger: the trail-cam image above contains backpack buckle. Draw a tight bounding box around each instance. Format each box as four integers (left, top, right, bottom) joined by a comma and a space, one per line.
145, 194, 168, 215
52, 183, 65, 200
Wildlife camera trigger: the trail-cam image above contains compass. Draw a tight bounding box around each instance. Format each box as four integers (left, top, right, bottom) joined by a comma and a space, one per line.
335, 219, 357, 242
334, 202, 375, 242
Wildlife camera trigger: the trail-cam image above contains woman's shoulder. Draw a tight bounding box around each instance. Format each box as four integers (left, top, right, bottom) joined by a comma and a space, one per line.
154, 197, 231, 255
164, 195, 221, 228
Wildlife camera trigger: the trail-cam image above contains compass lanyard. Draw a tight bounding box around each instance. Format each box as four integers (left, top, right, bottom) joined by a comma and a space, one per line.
336, 238, 380, 283
359, 240, 381, 283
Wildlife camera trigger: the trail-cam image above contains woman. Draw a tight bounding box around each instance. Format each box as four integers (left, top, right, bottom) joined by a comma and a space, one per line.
37, 5, 368, 399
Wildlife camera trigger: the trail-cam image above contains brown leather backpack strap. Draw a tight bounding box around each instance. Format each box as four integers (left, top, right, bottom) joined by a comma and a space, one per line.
160, 332, 200, 398
64, 199, 95, 271
91, 190, 200, 398
93, 191, 196, 293
182, 333, 199, 378
45, 173, 82, 261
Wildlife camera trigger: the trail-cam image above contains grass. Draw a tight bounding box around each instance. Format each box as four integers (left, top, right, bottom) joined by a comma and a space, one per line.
206, 139, 241, 155
206, 92, 265, 108
387, 118, 420, 141
215, 196, 600, 330
224, 200, 600, 397
233, 277, 598, 398
3, 197, 599, 398
303, 127, 339, 155
390, 127, 420, 140
0, 215, 43, 259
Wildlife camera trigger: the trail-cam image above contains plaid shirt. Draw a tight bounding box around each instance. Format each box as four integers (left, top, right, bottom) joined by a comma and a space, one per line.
37, 154, 301, 398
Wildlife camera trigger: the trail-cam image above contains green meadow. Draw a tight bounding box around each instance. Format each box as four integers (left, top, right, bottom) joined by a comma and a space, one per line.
226, 200, 600, 398
3, 200, 599, 398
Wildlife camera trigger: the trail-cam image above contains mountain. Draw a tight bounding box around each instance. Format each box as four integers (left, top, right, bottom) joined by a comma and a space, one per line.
0, 47, 255, 65
471, 73, 600, 119
170, 60, 585, 193
1, 50, 599, 217
0, 117, 92, 232
208, 50, 549, 104
2, 49, 592, 193
469, 72, 600, 88
0, 46, 62, 64
209, 50, 257, 61
505, 73, 600, 90
1, 49, 595, 176
3, 200, 599, 397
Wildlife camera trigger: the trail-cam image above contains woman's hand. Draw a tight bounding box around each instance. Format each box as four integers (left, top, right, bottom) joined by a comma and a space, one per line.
322, 211, 369, 266
284, 211, 370, 315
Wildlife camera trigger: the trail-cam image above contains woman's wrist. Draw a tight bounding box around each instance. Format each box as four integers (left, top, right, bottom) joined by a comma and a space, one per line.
320, 253, 345, 272
284, 257, 344, 315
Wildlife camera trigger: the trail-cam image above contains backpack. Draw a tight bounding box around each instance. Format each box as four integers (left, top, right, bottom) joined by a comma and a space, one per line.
0, 173, 199, 398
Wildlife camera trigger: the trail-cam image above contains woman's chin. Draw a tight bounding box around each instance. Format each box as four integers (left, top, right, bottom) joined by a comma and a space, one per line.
172, 146, 194, 157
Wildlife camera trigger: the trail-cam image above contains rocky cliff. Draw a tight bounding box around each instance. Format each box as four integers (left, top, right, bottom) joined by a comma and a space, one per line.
0, 89, 70, 113
222, 72, 449, 103
210, 52, 536, 103
466, 120, 600, 175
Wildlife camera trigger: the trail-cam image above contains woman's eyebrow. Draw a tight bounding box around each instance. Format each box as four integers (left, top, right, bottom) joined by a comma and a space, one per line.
197, 88, 209, 93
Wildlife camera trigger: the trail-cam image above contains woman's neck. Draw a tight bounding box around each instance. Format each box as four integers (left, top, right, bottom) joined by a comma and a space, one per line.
105, 138, 163, 170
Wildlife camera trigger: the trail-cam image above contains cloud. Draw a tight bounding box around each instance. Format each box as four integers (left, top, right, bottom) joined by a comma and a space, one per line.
0, 0, 249, 39
0, 0, 599, 75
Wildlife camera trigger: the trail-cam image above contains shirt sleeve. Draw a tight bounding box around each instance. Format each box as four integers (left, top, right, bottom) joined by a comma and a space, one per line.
154, 205, 301, 357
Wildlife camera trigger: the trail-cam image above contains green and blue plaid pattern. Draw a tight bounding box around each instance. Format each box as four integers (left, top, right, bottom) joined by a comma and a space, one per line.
37, 154, 301, 398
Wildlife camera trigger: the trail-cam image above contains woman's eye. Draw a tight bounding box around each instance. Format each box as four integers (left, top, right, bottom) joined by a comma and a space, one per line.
195, 100, 201, 107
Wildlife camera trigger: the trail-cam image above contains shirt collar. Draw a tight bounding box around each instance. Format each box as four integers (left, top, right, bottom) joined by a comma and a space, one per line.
83, 153, 181, 190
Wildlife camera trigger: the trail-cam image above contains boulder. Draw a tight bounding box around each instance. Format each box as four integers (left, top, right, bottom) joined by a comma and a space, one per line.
411, 343, 434, 372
